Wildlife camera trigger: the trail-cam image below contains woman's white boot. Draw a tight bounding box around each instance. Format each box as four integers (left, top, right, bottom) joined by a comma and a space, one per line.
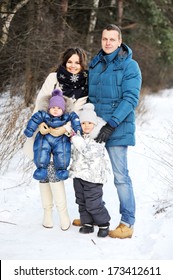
39, 182, 53, 228
50, 181, 70, 230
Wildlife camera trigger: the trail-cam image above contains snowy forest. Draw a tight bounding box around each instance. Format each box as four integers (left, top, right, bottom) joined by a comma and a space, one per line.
1, 0, 173, 105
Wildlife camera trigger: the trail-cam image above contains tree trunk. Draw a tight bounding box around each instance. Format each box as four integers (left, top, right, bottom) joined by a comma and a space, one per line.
58, 0, 68, 49
86, 0, 99, 58
117, 0, 123, 27
0, 0, 30, 50
24, 0, 35, 106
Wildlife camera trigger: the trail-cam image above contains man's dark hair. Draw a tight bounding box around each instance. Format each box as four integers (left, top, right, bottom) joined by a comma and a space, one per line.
103, 24, 122, 39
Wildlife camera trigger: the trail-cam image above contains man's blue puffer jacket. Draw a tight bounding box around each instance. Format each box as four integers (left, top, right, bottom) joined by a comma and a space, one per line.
88, 43, 142, 146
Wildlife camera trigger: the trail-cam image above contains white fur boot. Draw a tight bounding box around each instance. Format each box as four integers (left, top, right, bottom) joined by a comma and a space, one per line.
39, 182, 53, 228
50, 181, 70, 230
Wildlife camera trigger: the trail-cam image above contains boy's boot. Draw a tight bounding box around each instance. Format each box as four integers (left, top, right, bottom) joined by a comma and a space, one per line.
79, 224, 94, 234
50, 181, 70, 230
97, 226, 109, 238
109, 223, 133, 238
39, 182, 53, 228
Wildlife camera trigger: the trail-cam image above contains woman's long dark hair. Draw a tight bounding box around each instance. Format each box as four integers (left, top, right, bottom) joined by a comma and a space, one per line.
59, 47, 88, 71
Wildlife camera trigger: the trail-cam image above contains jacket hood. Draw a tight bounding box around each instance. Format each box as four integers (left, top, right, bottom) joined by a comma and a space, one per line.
89, 116, 106, 139
89, 43, 132, 68
118, 43, 132, 60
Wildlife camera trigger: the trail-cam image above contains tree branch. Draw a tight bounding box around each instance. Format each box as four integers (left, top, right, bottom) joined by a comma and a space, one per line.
0, 0, 30, 47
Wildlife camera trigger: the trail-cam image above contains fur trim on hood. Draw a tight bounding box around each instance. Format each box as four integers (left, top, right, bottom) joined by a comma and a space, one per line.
89, 116, 106, 139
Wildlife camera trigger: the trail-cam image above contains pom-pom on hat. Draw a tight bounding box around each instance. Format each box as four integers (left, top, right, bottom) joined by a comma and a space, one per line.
48, 89, 66, 112
79, 103, 98, 125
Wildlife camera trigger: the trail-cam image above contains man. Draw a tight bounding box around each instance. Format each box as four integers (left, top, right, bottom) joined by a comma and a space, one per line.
88, 24, 142, 238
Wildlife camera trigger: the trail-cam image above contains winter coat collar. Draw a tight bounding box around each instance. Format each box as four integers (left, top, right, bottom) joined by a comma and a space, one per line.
86, 116, 106, 140
89, 43, 132, 68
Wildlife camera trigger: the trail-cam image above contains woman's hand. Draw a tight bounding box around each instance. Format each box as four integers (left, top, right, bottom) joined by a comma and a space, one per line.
39, 122, 67, 137
39, 122, 50, 135
49, 126, 67, 137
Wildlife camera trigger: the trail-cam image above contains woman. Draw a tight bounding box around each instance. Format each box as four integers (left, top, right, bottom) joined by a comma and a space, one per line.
23, 47, 88, 231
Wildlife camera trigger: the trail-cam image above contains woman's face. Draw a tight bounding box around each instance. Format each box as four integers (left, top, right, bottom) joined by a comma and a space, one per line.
66, 54, 82, 74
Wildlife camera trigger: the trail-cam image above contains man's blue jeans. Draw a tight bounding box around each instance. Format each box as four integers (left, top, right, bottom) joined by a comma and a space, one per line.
106, 146, 135, 226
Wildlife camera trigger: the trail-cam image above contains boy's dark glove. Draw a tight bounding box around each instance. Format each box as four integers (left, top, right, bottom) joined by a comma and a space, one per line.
95, 123, 115, 143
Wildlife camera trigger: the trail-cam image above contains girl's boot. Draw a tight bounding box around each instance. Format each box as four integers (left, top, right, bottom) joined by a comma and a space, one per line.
39, 182, 53, 228
50, 181, 70, 230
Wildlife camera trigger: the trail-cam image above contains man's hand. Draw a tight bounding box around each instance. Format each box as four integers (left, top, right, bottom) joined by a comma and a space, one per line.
95, 123, 115, 143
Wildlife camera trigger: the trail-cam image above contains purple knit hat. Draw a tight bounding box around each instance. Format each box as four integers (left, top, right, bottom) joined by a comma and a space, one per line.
48, 89, 65, 112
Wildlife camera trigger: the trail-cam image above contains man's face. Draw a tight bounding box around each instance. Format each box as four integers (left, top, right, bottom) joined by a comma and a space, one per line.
101, 29, 122, 54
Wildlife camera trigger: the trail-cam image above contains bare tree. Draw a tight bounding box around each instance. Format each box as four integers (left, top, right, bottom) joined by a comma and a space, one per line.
86, 0, 99, 57
117, 0, 123, 27
24, 0, 35, 106
0, 0, 30, 50
58, 0, 68, 47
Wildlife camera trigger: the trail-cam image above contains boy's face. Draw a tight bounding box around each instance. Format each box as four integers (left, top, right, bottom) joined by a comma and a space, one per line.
49, 106, 63, 117
81, 121, 95, 134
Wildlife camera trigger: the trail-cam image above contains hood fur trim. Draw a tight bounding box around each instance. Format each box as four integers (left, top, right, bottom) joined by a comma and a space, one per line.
89, 117, 106, 139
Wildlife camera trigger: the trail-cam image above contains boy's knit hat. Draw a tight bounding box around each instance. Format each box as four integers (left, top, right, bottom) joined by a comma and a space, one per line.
48, 89, 65, 112
79, 103, 98, 125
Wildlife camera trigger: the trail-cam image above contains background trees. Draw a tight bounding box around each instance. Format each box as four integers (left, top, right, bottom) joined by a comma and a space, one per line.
1, 0, 173, 105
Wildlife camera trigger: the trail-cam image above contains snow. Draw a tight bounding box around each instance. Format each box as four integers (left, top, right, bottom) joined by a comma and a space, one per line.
0, 89, 173, 275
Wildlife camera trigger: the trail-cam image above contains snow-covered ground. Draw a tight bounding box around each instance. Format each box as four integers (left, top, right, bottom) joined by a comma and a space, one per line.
0, 89, 173, 278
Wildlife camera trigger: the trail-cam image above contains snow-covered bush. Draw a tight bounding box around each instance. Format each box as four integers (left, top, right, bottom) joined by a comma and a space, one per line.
0, 92, 34, 178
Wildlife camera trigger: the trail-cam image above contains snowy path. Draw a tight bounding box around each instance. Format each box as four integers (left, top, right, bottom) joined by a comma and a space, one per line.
0, 90, 173, 260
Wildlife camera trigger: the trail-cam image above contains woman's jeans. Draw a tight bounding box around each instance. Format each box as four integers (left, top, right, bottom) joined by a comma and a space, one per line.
106, 146, 135, 226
